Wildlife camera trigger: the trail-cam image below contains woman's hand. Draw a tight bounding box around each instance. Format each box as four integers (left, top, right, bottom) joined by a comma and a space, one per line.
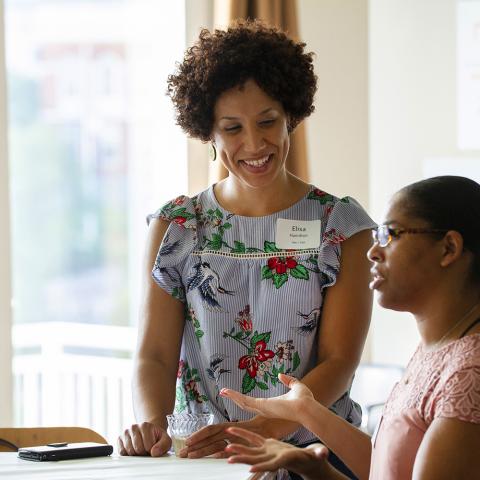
117, 422, 171, 457
220, 373, 314, 424
225, 427, 333, 480
179, 417, 272, 459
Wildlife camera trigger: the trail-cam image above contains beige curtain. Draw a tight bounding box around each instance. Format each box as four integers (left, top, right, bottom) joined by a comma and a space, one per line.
210, 0, 309, 183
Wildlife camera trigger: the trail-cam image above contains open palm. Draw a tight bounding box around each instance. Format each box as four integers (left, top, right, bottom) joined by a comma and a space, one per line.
220, 373, 313, 423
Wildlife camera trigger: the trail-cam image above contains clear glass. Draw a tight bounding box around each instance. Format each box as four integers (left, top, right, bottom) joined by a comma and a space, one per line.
166, 413, 214, 456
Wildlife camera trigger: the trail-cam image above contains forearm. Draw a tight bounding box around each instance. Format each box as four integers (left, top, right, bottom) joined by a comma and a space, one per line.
303, 357, 358, 407
132, 357, 177, 430
300, 397, 371, 480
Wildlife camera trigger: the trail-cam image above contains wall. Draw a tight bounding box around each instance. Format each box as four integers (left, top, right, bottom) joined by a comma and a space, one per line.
299, 0, 478, 366
186, 0, 212, 195
368, 0, 479, 365
298, 0, 372, 360
298, 0, 369, 208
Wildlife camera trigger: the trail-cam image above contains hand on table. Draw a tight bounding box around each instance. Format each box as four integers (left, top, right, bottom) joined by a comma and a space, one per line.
118, 422, 171, 457
179, 417, 273, 459
226, 427, 330, 480
220, 373, 313, 424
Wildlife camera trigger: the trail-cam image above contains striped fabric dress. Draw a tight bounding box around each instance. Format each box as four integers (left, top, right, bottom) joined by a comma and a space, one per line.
148, 184, 376, 445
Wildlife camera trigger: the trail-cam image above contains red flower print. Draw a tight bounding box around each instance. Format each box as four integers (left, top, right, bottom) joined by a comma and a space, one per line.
177, 360, 185, 378
285, 257, 297, 269
185, 380, 195, 392
173, 216, 186, 225
268, 256, 297, 274
323, 228, 346, 245
174, 196, 185, 205
238, 317, 252, 332
275, 340, 295, 363
267, 257, 278, 270
313, 188, 327, 197
185, 379, 203, 403
235, 305, 253, 332
276, 262, 287, 274
238, 340, 275, 378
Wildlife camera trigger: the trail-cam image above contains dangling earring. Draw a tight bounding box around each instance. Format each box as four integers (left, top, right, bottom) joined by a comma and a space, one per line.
208, 143, 217, 162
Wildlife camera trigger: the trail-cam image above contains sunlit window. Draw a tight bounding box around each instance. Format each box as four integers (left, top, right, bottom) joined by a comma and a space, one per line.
7, 0, 187, 441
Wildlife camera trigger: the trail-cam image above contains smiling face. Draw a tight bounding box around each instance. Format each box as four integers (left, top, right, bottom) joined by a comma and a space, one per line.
211, 79, 290, 190
367, 195, 445, 313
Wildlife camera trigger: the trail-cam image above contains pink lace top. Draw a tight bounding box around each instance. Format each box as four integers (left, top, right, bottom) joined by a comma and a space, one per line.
369, 333, 480, 480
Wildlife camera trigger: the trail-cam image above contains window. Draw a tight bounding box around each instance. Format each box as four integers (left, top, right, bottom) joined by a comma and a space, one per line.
6, 0, 186, 442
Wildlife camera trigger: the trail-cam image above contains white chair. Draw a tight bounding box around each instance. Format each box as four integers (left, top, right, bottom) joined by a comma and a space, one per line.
350, 363, 405, 434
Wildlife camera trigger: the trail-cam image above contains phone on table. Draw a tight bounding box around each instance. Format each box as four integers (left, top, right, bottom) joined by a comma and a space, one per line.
18, 442, 113, 461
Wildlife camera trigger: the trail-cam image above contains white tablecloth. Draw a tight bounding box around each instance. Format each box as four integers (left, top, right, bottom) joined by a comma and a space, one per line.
0, 452, 254, 479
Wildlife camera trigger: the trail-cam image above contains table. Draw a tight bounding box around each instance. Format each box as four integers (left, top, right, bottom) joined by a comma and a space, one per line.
0, 452, 254, 479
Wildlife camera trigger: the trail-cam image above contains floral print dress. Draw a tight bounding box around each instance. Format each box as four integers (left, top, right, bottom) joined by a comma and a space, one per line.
148, 185, 376, 445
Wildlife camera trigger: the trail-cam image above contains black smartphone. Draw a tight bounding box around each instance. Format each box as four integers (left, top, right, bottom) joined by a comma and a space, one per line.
18, 442, 113, 461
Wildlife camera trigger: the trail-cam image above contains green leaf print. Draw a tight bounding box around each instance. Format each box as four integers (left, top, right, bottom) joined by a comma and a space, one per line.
232, 241, 246, 254
264, 241, 280, 253
195, 330, 204, 340
223, 222, 232, 229
256, 382, 268, 390
262, 265, 274, 279
206, 233, 223, 250
242, 372, 257, 394
251, 331, 271, 345
170, 207, 195, 220
174, 386, 187, 413
214, 208, 223, 219
290, 265, 310, 280
273, 273, 288, 289
307, 190, 334, 204
292, 351, 301, 371
172, 287, 186, 302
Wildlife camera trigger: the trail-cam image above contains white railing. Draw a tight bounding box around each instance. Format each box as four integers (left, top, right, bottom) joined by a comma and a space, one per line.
12, 322, 137, 444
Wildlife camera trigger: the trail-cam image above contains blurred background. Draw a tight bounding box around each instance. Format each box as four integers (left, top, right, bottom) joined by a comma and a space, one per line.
0, 0, 479, 443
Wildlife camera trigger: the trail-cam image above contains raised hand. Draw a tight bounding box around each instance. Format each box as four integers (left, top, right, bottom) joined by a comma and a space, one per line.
220, 373, 313, 423
226, 427, 331, 480
117, 422, 171, 457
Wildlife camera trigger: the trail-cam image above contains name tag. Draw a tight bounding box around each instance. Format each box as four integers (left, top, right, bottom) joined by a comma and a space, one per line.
275, 219, 321, 249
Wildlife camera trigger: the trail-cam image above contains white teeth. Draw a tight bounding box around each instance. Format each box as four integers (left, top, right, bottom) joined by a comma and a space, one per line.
243, 155, 269, 167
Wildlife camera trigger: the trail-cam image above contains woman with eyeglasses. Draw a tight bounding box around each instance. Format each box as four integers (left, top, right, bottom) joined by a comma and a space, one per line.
220, 175, 480, 479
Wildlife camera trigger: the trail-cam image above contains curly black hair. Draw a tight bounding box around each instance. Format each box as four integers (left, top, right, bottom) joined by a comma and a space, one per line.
167, 20, 317, 141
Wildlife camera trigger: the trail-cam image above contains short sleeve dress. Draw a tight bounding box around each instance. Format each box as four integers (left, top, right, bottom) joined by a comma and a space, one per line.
148, 185, 376, 445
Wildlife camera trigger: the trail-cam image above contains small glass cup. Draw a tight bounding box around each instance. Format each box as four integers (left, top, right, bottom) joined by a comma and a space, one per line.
166, 412, 214, 456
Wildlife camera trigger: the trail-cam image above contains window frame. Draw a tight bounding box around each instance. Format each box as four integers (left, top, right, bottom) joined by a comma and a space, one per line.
0, 0, 13, 427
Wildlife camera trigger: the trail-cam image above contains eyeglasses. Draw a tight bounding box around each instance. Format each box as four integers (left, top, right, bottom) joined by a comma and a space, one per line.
372, 225, 448, 247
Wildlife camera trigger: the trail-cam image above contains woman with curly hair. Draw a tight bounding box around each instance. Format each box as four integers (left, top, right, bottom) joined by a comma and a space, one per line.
118, 20, 375, 479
